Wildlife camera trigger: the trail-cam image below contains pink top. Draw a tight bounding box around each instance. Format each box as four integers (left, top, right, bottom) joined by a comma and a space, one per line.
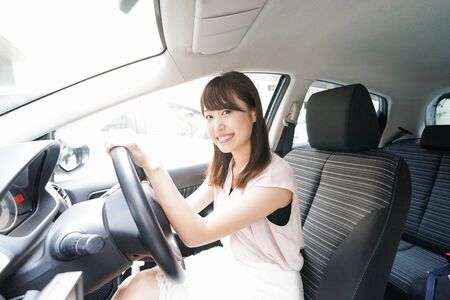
213, 153, 304, 271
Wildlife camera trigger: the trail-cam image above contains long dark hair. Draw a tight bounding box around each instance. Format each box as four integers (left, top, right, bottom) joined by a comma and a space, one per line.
201, 71, 271, 188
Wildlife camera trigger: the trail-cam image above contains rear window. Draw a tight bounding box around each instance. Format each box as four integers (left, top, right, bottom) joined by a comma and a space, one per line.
435, 94, 450, 125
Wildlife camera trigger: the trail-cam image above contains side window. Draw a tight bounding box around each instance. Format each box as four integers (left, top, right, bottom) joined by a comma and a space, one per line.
435, 95, 450, 125
246, 73, 281, 112
293, 81, 386, 146
54, 73, 281, 182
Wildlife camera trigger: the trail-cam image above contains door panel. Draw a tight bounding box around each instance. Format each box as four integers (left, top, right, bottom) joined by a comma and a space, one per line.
57, 163, 208, 205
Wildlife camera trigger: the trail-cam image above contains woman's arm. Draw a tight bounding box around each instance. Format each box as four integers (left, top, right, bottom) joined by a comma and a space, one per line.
106, 139, 214, 243
143, 161, 214, 246
185, 180, 214, 214
146, 161, 291, 247
106, 140, 291, 248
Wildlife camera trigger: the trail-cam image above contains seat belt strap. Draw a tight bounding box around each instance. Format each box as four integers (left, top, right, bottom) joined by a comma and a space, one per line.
425, 263, 450, 300
385, 127, 413, 145
276, 101, 301, 157
278, 123, 296, 157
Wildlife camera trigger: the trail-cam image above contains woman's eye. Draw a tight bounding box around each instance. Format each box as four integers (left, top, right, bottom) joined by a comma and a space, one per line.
222, 110, 231, 116
205, 115, 213, 120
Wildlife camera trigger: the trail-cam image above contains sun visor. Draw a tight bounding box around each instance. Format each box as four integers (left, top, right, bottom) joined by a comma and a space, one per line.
192, 0, 267, 55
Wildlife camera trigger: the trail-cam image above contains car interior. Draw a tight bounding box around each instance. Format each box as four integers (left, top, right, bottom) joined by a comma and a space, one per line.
0, 0, 449, 300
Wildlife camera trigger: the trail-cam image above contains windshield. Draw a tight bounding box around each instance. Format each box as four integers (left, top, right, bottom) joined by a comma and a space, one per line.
0, 0, 163, 115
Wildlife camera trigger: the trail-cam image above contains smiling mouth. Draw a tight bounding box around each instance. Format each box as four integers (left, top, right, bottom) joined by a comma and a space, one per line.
216, 134, 234, 144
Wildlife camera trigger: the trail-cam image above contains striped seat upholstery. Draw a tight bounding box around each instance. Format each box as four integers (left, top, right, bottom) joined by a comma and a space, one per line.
389, 241, 447, 294
283, 148, 332, 225
283, 84, 411, 300
384, 127, 450, 298
285, 147, 409, 300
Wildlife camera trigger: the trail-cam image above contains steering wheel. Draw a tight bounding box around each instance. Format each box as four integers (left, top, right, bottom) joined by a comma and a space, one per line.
110, 146, 185, 282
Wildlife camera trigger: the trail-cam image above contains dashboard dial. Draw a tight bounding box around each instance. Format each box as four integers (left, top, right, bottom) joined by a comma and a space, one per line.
0, 192, 18, 233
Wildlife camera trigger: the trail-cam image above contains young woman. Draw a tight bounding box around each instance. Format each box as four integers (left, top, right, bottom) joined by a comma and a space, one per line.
107, 71, 304, 300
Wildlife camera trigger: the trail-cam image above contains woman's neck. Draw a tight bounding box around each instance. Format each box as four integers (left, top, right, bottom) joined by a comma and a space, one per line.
232, 140, 251, 172
232, 152, 250, 175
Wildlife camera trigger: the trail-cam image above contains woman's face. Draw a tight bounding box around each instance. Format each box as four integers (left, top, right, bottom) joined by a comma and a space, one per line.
204, 97, 256, 156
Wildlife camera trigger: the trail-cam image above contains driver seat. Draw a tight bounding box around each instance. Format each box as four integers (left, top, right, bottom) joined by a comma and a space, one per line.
283, 84, 411, 300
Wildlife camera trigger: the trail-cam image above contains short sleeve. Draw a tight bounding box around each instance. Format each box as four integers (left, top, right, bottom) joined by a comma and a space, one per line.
247, 154, 296, 195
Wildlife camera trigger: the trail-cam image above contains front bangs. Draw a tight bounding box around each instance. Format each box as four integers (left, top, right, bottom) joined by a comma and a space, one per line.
201, 83, 243, 114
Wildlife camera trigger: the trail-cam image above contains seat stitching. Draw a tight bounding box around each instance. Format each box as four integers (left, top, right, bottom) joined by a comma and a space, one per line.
299, 148, 333, 225
351, 155, 402, 299
416, 152, 443, 240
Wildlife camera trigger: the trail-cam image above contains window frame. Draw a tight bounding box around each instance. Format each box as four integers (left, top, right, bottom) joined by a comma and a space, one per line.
264, 74, 291, 130
427, 93, 450, 125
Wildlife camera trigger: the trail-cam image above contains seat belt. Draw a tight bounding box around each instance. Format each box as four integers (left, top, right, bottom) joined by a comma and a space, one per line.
384, 127, 413, 145
425, 252, 450, 300
275, 101, 301, 157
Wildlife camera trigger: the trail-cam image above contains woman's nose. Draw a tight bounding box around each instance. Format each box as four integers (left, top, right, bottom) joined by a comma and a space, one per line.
214, 119, 224, 131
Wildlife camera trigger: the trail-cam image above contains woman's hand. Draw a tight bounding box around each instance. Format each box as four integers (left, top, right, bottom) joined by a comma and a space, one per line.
105, 130, 154, 170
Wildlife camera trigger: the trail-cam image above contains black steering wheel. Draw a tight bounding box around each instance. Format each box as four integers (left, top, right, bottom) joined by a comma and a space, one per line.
110, 146, 184, 282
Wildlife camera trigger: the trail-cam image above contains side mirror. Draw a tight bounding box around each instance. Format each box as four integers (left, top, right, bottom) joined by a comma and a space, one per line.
57, 142, 90, 173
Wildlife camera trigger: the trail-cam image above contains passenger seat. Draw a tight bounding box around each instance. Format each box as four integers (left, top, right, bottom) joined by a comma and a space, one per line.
283, 84, 411, 300
384, 125, 450, 299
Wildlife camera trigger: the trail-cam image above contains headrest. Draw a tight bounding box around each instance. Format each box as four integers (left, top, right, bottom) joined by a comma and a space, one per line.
420, 125, 450, 150
306, 84, 380, 152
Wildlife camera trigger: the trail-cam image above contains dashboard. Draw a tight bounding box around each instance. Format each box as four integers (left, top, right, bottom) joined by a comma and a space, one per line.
0, 140, 134, 298
0, 141, 61, 279
0, 167, 35, 235
0, 140, 162, 298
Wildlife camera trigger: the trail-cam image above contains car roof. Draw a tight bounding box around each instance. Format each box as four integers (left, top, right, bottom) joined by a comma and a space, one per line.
164, 0, 450, 102
0, 0, 449, 145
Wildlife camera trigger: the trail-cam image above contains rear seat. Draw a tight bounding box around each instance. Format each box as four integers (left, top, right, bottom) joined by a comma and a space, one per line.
384, 125, 450, 299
